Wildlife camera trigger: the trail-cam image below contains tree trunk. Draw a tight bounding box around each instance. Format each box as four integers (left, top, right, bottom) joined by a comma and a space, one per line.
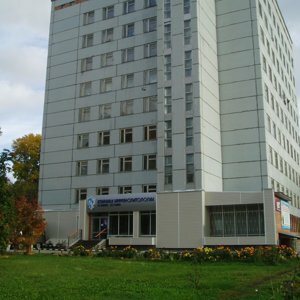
25, 244, 32, 255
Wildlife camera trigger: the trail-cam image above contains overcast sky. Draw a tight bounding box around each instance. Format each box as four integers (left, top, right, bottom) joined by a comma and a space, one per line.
0, 0, 299, 151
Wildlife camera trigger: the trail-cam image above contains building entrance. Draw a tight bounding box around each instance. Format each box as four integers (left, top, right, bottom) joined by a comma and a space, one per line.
91, 216, 108, 240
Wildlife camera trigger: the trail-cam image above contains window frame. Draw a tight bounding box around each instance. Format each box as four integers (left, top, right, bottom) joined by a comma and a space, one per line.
120, 156, 132, 172
98, 131, 110, 146
99, 104, 111, 119
120, 128, 133, 143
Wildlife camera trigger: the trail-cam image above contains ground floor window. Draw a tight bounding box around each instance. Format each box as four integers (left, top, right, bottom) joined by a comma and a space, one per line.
140, 211, 156, 235
209, 204, 264, 237
109, 212, 133, 236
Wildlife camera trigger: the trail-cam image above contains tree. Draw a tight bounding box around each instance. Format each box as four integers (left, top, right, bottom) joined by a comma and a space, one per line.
0, 150, 14, 254
10, 134, 41, 200
12, 197, 46, 255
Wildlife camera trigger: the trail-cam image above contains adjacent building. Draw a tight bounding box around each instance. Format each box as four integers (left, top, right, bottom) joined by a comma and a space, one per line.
39, 0, 300, 249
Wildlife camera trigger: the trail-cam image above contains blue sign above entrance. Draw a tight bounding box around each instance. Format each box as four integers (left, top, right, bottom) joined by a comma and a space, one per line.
87, 193, 156, 213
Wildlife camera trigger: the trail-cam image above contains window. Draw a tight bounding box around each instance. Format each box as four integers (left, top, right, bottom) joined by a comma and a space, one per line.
143, 96, 157, 112
186, 118, 193, 146
268, 146, 273, 164
165, 156, 172, 184
164, 55, 171, 80
98, 131, 110, 146
83, 11, 94, 25
76, 188, 87, 203
120, 157, 132, 172
119, 186, 132, 194
165, 121, 172, 148
79, 107, 90, 122
185, 83, 193, 111
143, 154, 156, 170
143, 185, 156, 193
144, 42, 157, 58
140, 211, 156, 235
184, 0, 190, 14
80, 81, 92, 97
267, 115, 271, 132
164, 0, 171, 18
120, 128, 132, 143
99, 104, 111, 119
82, 34, 93, 48
262, 55, 267, 72
184, 20, 191, 45
101, 52, 114, 67
96, 187, 109, 195
185, 51, 192, 77
77, 133, 89, 148
100, 78, 112, 93
102, 28, 113, 43
144, 0, 156, 8
186, 154, 194, 183
109, 212, 133, 235
123, 0, 135, 14
209, 204, 264, 237
144, 125, 157, 140
97, 159, 109, 174
143, 17, 157, 33
122, 47, 134, 63
164, 87, 172, 114
103, 6, 114, 20
121, 74, 134, 89
81, 57, 93, 72
144, 69, 157, 84
123, 23, 135, 38
164, 24, 171, 49
76, 161, 88, 176
264, 83, 269, 102
120, 100, 134, 115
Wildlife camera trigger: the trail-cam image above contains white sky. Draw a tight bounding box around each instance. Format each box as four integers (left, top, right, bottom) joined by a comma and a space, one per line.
0, 0, 299, 151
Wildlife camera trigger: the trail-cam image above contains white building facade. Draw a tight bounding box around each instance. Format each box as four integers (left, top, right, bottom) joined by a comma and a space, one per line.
39, 0, 300, 248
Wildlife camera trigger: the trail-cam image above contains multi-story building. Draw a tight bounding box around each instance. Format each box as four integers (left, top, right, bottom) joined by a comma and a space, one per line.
39, 0, 300, 249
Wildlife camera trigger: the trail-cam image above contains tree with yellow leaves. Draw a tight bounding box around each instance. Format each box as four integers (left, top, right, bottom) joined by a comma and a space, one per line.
10, 134, 41, 200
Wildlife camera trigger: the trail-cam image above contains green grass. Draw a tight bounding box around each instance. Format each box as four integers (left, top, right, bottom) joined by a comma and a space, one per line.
0, 254, 298, 299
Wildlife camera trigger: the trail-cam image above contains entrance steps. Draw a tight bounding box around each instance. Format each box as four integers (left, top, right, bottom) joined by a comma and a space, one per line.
70, 239, 106, 250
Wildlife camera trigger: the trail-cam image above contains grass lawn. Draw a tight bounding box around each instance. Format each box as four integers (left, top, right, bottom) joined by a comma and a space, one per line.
0, 254, 299, 299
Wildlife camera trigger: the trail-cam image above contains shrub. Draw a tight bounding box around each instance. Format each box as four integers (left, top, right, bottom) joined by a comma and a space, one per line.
121, 246, 138, 259
72, 245, 91, 256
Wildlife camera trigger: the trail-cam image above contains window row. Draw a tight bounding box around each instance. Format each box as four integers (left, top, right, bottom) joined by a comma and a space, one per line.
79, 70, 157, 97
83, 0, 157, 26
83, 0, 191, 26
164, 84, 193, 114
164, 154, 194, 185
81, 43, 157, 72
262, 50, 295, 107
77, 126, 157, 148
266, 113, 300, 165
76, 185, 156, 201
164, 20, 191, 50
82, 17, 157, 47
268, 145, 300, 187
264, 84, 299, 147
107, 211, 155, 237
164, 118, 194, 148
79, 99, 156, 124
76, 155, 157, 176
258, 0, 293, 66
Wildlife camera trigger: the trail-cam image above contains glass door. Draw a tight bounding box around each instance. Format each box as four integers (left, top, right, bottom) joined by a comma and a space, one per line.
92, 216, 108, 239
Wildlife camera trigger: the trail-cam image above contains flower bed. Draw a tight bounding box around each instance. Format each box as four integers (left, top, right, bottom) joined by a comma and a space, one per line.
90, 245, 299, 265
